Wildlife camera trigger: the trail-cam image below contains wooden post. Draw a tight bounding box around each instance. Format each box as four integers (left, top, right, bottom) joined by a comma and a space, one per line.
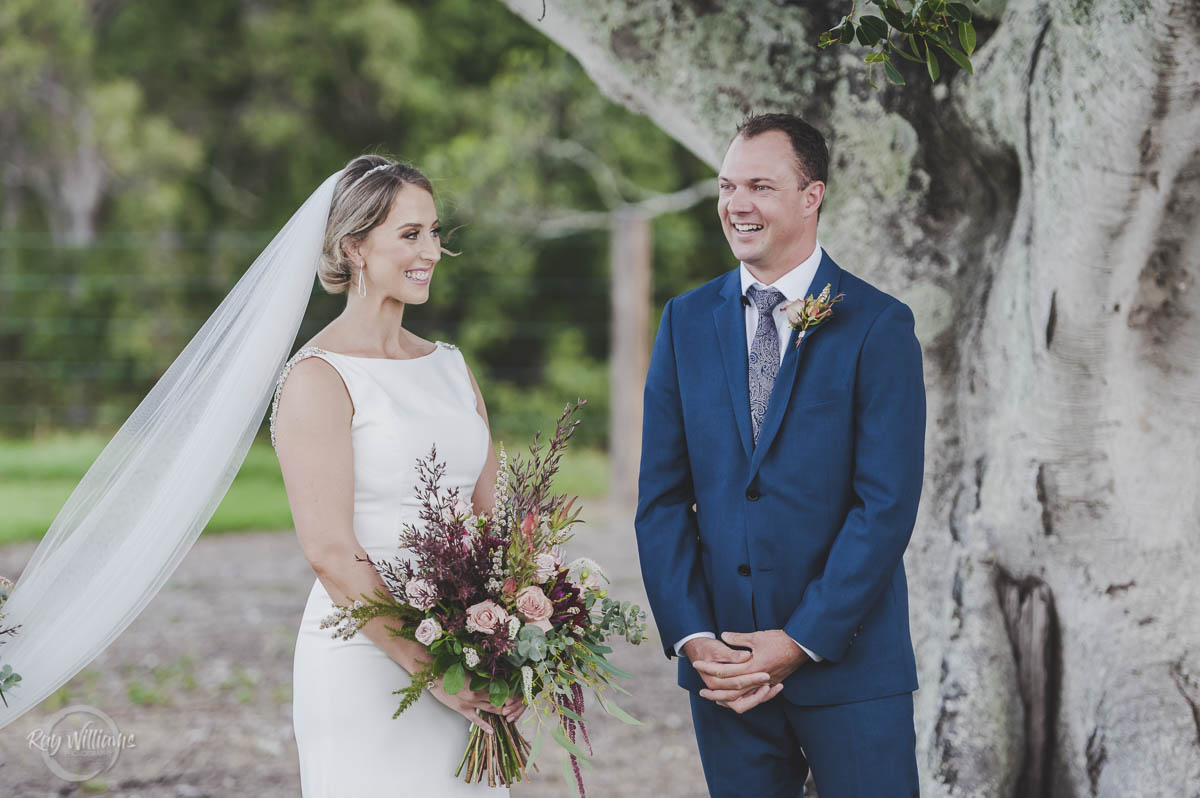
608, 209, 652, 513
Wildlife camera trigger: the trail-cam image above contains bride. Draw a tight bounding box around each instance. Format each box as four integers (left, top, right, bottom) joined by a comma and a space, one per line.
272, 155, 524, 794
0, 155, 522, 794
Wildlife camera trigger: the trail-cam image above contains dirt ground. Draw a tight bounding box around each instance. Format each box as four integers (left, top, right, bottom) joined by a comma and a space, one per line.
0, 501, 713, 798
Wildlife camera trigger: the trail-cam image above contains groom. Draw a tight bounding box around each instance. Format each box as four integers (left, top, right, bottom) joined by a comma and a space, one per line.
635, 113, 925, 797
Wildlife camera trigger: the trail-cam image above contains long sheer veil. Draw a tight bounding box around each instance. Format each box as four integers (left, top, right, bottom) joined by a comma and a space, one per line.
0, 170, 342, 729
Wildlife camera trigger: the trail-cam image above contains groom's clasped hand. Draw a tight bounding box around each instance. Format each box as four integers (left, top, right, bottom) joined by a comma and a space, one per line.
686, 630, 809, 714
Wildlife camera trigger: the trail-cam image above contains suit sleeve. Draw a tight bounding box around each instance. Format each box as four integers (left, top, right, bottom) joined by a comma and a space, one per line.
635, 298, 718, 659
783, 300, 926, 663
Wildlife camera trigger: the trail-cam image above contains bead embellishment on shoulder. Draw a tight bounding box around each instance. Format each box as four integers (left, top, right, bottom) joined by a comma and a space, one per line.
270, 347, 330, 450
436, 341, 458, 351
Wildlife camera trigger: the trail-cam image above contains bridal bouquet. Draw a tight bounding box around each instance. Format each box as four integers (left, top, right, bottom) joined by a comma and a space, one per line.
0, 576, 22, 706
323, 400, 647, 794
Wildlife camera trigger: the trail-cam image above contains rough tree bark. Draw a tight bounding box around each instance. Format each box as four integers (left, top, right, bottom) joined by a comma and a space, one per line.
499, 1, 1200, 795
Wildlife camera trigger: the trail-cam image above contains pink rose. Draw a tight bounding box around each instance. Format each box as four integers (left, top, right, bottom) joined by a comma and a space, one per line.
465, 600, 509, 635
414, 618, 442, 646
534, 548, 564, 582
502, 577, 518, 597
515, 586, 554, 632
405, 578, 438, 611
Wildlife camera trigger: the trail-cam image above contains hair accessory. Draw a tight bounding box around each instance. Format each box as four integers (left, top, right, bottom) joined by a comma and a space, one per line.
360, 163, 392, 181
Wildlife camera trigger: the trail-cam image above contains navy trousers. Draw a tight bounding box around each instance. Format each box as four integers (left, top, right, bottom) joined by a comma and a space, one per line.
688, 691, 919, 798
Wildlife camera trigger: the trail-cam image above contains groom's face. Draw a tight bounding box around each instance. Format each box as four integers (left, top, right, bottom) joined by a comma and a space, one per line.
718, 131, 821, 276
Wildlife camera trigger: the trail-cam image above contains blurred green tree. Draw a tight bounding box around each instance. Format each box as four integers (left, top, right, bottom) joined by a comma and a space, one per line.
0, 0, 729, 446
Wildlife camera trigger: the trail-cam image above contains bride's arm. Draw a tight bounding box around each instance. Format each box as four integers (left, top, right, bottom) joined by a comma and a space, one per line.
464, 364, 500, 517
275, 357, 523, 726
273, 358, 430, 672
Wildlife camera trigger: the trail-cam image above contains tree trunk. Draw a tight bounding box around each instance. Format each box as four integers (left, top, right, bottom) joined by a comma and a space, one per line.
609, 210, 652, 512
499, 0, 1200, 794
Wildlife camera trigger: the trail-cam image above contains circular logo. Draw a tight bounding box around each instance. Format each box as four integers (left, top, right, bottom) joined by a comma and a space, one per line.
32, 704, 133, 782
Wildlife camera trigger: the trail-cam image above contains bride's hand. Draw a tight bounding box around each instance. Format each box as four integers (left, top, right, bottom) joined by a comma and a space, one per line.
427, 679, 526, 731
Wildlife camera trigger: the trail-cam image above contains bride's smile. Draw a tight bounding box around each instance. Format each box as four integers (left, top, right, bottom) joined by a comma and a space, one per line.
349, 183, 443, 305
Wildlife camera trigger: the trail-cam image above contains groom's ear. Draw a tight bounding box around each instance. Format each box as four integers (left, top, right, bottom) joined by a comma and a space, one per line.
802, 180, 826, 219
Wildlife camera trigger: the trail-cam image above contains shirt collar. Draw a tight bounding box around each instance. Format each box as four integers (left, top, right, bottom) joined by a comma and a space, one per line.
739, 240, 824, 304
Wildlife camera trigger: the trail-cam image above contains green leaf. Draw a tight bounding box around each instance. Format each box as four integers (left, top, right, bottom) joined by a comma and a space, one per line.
881, 4, 910, 30
839, 22, 856, 44
933, 39, 975, 74
855, 25, 872, 46
859, 15, 889, 43
947, 2, 972, 21
818, 29, 838, 48
593, 657, 635, 680
470, 673, 490, 692
528, 729, 544, 768
488, 678, 510, 707
556, 704, 586, 723
925, 44, 940, 81
884, 61, 906, 85
598, 695, 644, 726
865, 51, 889, 63
561, 753, 583, 798
551, 725, 591, 762
442, 663, 466, 695
959, 21, 976, 55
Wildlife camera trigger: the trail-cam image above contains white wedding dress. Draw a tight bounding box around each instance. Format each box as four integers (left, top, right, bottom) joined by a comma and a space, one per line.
272, 341, 505, 797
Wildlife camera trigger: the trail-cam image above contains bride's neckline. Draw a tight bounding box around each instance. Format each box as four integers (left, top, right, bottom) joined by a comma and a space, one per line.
298, 341, 451, 363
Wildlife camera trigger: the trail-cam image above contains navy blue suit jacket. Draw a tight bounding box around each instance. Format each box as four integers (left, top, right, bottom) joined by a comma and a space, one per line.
635, 253, 925, 706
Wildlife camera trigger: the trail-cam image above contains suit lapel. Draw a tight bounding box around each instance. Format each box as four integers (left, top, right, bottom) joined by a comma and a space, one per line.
748, 253, 843, 477
712, 271, 753, 460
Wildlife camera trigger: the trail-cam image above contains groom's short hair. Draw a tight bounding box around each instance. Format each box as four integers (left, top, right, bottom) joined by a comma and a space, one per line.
735, 113, 829, 190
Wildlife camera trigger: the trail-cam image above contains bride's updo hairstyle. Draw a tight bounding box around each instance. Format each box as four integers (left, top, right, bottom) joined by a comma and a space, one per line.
318, 154, 437, 294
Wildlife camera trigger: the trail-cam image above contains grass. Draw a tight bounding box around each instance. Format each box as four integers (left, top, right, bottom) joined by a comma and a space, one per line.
0, 433, 611, 546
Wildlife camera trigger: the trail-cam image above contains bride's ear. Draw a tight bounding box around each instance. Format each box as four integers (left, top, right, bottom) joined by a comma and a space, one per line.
341, 236, 362, 267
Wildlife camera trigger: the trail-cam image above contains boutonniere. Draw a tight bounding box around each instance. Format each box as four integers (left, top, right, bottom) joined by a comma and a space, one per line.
781, 283, 845, 348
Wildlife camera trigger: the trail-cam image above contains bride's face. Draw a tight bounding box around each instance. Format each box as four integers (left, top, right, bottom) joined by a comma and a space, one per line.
356, 185, 442, 304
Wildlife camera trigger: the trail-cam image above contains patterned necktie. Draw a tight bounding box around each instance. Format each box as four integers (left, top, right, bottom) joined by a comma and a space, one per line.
746, 285, 786, 443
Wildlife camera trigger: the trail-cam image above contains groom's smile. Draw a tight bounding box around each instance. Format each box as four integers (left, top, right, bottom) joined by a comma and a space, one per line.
717, 129, 824, 283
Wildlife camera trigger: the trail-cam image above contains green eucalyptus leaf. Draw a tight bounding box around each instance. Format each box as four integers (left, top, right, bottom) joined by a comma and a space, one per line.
562, 753, 583, 798
926, 44, 940, 81
594, 657, 635, 680
598, 695, 644, 726
959, 21, 977, 55
551, 725, 590, 762
885, 61, 906, 85
442, 662, 466, 695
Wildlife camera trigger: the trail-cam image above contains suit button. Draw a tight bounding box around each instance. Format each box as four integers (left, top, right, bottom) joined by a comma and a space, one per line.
737, 564, 751, 577
746, 488, 760, 501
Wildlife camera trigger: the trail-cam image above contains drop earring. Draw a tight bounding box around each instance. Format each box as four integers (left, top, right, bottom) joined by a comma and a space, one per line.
357, 262, 366, 297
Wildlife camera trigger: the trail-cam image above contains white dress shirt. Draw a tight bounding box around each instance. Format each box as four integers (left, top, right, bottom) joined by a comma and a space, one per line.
674, 241, 825, 663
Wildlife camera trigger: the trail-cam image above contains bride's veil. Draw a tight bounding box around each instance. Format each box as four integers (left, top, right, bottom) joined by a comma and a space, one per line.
0, 170, 343, 729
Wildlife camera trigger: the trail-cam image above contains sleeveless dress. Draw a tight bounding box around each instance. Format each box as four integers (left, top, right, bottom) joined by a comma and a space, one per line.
270, 342, 503, 797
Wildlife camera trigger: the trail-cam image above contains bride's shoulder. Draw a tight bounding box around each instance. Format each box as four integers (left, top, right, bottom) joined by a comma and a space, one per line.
270, 349, 353, 450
